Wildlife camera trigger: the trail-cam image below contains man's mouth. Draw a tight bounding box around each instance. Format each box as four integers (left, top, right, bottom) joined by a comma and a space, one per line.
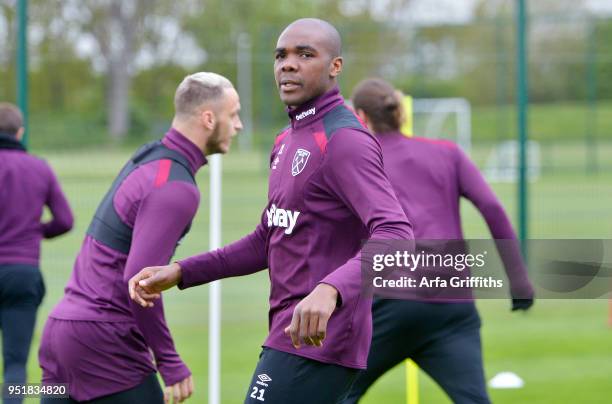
280, 80, 301, 91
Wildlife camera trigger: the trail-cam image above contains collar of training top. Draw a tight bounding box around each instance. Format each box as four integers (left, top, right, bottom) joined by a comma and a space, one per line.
0, 134, 26, 151
286, 86, 345, 129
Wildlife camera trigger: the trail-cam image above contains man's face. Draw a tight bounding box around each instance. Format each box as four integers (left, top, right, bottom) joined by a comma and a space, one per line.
274, 26, 339, 107
206, 88, 242, 154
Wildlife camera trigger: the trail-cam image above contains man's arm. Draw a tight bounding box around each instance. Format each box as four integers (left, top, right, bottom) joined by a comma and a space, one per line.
128, 202, 270, 305
456, 147, 534, 307
177, 212, 269, 289
123, 180, 198, 388
42, 163, 74, 238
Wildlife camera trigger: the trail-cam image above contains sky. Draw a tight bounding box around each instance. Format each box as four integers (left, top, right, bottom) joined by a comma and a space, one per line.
404, 0, 612, 25
586, 0, 612, 14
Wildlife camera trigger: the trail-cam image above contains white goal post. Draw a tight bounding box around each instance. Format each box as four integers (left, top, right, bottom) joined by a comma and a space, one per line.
411, 97, 472, 155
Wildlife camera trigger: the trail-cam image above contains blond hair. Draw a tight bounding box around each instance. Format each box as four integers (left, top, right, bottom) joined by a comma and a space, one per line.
174, 72, 234, 117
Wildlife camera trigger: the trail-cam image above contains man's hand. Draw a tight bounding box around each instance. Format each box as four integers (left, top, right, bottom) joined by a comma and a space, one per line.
164, 375, 194, 404
128, 262, 182, 308
284, 283, 339, 349
512, 297, 534, 311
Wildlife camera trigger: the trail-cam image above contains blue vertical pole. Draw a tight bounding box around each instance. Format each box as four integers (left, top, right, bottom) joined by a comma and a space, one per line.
17, 0, 29, 147
516, 0, 528, 260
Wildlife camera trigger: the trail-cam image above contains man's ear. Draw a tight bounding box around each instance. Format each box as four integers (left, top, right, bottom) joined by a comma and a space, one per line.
329, 56, 343, 79
201, 110, 216, 131
356, 108, 368, 125
356, 109, 374, 132
15, 127, 24, 141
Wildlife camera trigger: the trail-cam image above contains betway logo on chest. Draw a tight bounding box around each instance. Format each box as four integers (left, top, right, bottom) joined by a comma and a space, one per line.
266, 204, 300, 235
295, 107, 315, 121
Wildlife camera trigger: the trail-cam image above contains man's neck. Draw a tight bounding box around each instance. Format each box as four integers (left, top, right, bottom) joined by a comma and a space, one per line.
287, 83, 337, 110
171, 119, 207, 154
0, 133, 26, 151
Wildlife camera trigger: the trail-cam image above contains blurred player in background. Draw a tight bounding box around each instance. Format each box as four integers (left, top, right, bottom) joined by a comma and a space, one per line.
343, 78, 535, 403
0, 102, 73, 404
129, 19, 414, 403
38, 72, 242, 404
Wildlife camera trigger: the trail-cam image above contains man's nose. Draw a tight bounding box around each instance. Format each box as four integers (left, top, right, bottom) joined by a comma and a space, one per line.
280, 55, 298, 72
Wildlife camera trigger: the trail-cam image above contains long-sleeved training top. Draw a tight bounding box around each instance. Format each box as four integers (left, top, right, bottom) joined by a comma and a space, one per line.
0, 134, 73, 266
48, 128, 204, 386
177, 87, 414, 369
376, 132, 533, 298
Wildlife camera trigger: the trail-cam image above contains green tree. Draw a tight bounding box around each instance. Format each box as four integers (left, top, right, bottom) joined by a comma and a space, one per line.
25, 0, 204, 139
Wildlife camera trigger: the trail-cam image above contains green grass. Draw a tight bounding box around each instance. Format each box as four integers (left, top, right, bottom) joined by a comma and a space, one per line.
3, 144, 612, 403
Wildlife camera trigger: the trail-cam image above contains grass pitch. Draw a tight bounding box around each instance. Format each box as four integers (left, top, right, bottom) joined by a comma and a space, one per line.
4, 143, 611, 403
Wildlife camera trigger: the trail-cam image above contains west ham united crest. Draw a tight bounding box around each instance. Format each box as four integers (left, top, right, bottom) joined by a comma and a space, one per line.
291, 148, 310, 176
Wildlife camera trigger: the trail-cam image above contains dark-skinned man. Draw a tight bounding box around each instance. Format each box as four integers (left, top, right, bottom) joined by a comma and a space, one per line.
129, 19, 414, 403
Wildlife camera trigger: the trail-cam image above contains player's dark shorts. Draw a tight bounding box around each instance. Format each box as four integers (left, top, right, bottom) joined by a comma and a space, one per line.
0, 263, 45, 404
343, 299, 490, 404
244, 347, 360, 404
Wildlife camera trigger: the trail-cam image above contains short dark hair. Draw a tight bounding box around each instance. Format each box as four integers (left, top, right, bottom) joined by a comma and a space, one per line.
351, 78, 404, 133
0, 103, 23, 136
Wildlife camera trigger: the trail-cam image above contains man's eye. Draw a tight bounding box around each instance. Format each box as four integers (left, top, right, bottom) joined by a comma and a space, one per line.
275, 53, 284, 60
300, 53, 313, 58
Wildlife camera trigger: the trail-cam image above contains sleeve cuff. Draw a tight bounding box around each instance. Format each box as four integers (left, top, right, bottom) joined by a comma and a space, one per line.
319, 274, 349, 308
158, 362, 191, 386
510, 279, 535, 299
177, 254, 216, 289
